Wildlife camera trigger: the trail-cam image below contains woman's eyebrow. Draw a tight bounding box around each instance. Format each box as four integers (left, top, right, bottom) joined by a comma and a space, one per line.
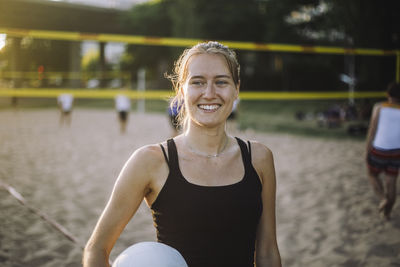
189, 75, 205, 80
189, 74, 231, 80
215, 75, 231, 79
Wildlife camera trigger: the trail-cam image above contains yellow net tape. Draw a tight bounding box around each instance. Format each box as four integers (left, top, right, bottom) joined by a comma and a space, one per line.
0, 27, 397, 56
0, 89, 385, 100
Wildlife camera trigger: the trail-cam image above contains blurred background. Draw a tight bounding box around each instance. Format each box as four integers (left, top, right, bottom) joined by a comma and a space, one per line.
0, 0, 399, 136
1, 1, 400, 266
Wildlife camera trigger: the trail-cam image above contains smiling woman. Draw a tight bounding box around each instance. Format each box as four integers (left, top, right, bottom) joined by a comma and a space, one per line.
167, 41, 241, 130
83, 41, 281, 267
182, 53, 239, 129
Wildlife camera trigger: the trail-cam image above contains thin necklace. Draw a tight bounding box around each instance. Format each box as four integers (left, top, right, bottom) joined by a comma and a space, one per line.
187, 136, 229, 158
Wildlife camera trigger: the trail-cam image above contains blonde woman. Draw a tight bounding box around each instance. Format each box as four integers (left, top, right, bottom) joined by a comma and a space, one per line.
83, 41, 281, 267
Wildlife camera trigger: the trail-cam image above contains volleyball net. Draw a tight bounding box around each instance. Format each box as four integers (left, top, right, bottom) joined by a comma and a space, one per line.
0, 88, 385, 100
0, 27, 398, 101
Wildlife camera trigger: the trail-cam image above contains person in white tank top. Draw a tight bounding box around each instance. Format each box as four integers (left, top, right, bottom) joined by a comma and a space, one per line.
366, 82, 400, 220
115, 94, 131, 134
57, 93, 74, 126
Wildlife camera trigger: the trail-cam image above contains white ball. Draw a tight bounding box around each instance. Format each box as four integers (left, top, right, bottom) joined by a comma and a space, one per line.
112, 242, 188, 267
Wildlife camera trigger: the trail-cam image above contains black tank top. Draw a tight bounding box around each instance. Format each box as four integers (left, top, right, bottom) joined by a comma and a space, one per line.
151, 137, 262, 267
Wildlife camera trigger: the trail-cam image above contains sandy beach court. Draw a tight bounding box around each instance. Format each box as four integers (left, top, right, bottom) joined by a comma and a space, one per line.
0, 108, 399, 267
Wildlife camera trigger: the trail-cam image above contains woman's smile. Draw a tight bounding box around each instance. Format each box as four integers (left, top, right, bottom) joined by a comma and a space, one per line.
198, 104, 221, 112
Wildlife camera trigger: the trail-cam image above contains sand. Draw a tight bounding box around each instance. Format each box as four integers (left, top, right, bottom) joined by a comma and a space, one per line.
0, 108, 399, 267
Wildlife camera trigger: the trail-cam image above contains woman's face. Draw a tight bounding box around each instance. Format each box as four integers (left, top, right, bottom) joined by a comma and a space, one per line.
183, 53, 239, 128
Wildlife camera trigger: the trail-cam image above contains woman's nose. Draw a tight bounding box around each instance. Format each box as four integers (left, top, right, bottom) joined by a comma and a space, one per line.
203, 82, 216, 98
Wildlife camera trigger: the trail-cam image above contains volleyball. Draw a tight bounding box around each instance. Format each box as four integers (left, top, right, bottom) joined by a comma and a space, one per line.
112, 242, 188, 267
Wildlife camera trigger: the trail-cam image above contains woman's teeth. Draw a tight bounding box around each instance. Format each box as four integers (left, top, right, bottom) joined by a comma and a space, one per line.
198, 104, 220, 111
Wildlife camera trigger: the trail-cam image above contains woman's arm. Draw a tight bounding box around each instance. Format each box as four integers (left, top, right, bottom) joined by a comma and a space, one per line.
251, 141, 282, 267
366, 103, 380, 152
82, 145, 163, 267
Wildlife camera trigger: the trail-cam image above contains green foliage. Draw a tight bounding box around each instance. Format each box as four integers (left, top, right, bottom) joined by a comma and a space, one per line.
120, 0, 175, 89
81, 48, 113, 74
118, 0, 397, 93
121, 1, 173, 36
285, 0, 399, 49
294, 0, 398, 89
167, 0, 267, 41
81, 49, 100, 72
3, 38, 71, 72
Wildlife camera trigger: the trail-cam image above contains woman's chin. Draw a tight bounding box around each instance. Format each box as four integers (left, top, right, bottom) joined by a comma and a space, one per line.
192, 119, 226, 129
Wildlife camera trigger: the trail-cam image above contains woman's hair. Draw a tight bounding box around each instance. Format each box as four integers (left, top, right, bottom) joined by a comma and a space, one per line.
166, 41, 240, 129
387, 81, 400, 99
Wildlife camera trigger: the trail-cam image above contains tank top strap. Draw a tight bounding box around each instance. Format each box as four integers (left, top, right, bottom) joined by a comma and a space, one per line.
164, 138, 180, 173
235, 137, 252, 169
159, 139, 178, 171
159, 143, 169, 165
247, 140, 252, 162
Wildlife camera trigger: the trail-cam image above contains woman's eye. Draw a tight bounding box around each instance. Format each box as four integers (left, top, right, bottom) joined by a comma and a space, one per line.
216, 80, 228, 86
191, 81, 204, 86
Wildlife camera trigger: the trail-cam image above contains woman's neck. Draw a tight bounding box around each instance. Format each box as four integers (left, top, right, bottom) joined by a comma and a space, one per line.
182, 122, 228, 157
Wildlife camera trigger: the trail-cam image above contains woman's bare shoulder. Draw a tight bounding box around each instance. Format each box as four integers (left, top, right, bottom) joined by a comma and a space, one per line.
248, 140, 273, 161
128, 143, 167, 170
108, 143, 168, 204
248, 140, 275, 184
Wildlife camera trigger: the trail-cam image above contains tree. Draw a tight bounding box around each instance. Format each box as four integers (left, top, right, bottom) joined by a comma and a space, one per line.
119, 0, 399, 92
119, 0, 174, 89
284, 0, 399, 90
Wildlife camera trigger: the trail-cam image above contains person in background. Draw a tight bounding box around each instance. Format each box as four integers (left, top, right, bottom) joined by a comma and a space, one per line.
114, 94, 131, 134
83, 41, 281, 267
57, 93, 74, 126
366, 81, 400, 220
